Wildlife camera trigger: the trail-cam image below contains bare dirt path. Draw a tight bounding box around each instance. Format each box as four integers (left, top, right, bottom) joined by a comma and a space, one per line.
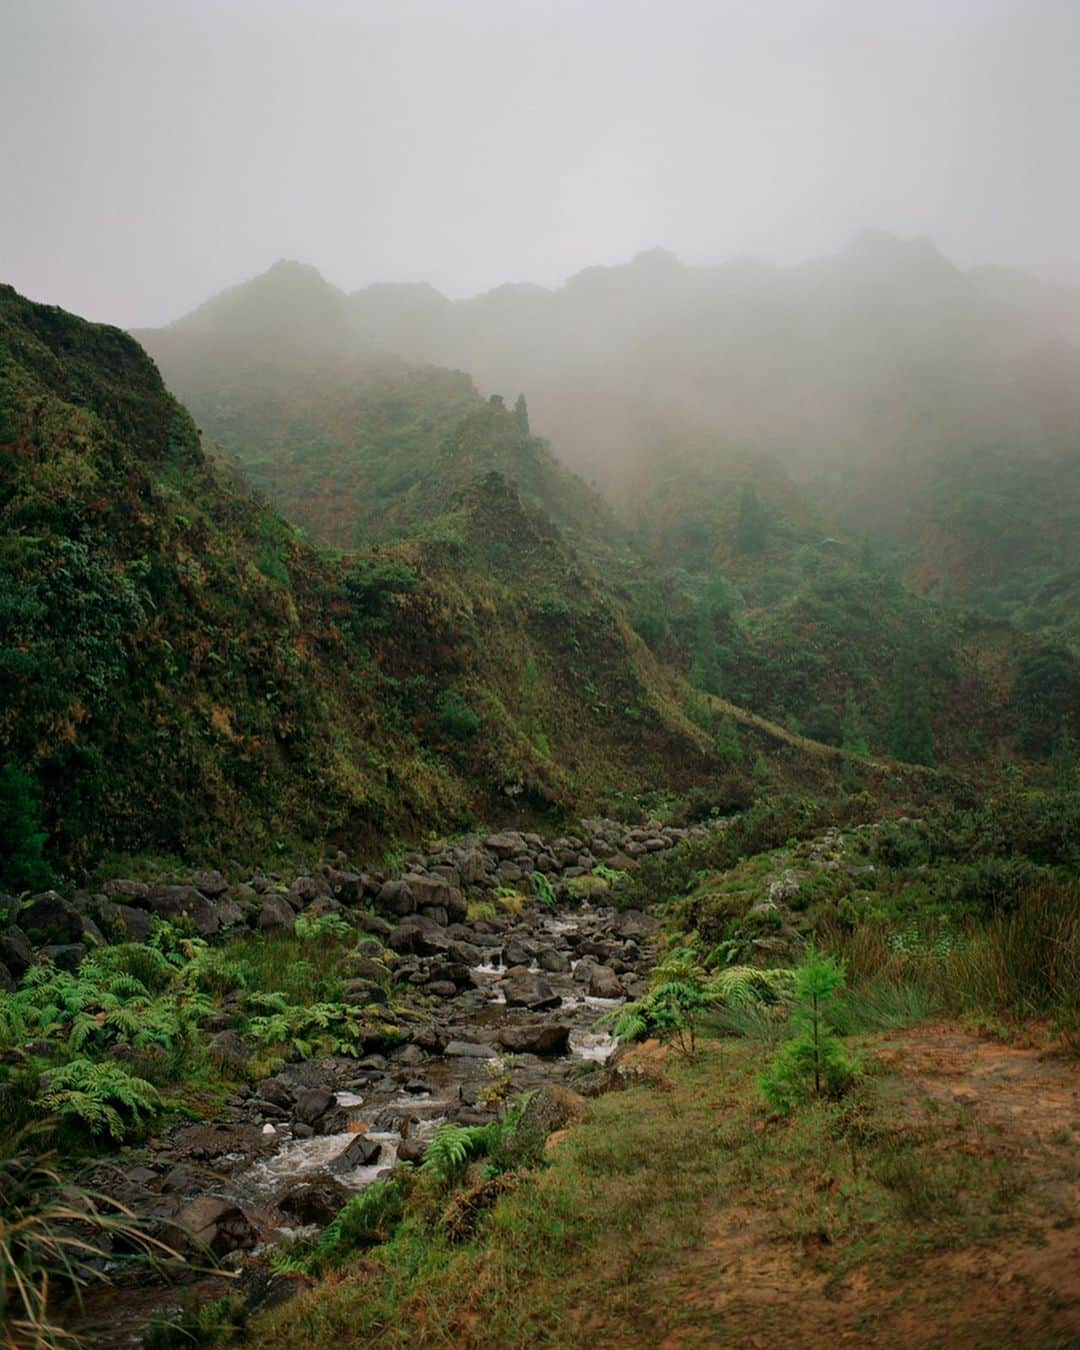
637, 1027, 1080, 1349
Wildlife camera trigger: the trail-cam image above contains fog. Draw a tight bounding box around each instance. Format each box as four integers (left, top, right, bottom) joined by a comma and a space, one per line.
2, 0, 1078, 328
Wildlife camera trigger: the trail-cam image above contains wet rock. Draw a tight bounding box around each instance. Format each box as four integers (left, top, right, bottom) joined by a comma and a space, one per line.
612, 909, 660, 939
333, 1134, 381, 1170
276, 1176, 351, 1227
294, 1088, 336, 1126
573, 957, 597, 984
394, 1042, 427, 1067
257, 1077, 295, 1110
497, 1023, 571, 1055
19, 893, 83, 945
397, 1136, 428, 1165
174, 1194, 257, 1256
503, 939, 532, 966
536, 947, 570, 974
444, 1041, 497, 1058
161, 1163, 215, 1194
501, 971, 560, 1010
588, 966, 625, 999
427, 980, 458, 998
257, 895, 296, 932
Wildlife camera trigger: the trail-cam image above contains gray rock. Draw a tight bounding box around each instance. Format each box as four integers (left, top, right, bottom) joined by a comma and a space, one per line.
208, 1030, 249, 1072
537, 947, 570, 974
41, 943, 86, 971
496, 1023, 570, 1055
501, 971, 560, 1010
587, 966, 625, 999
174, 1195, 257, 1256
443, 1041, 497, 1058
102, 878, 150, 901
146, 886, 221, 936
95, 901, 153, 943
257, 895, 296, 932
191, 869, 230, 897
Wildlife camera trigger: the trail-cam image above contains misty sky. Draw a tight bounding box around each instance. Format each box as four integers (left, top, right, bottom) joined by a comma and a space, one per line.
2, 0, 1078, 328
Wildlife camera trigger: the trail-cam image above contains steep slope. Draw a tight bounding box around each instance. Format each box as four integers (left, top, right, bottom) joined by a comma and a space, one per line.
136, 263, 618, 552
1, 283, 777, 873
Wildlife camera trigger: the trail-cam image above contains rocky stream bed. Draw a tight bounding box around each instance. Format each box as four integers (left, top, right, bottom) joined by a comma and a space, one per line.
3, 819, 720, 1343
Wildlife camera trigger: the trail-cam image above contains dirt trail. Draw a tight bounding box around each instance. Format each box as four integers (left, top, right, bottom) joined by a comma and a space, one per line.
650, 1027, 1080, 1349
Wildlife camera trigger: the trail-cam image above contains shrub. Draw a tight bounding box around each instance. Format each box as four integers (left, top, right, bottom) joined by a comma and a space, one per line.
759, 950, 858, 1114
438, 690, 480, 741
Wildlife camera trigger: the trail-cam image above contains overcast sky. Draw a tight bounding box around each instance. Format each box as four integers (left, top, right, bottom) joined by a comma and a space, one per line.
2, 0, 1077, 328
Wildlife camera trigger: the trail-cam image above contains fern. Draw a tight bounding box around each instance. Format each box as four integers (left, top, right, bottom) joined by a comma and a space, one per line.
295, 912, 352, 940
420, 1123, 501, 1182
38, 1058, 160, 1140
531, 872, 557, 908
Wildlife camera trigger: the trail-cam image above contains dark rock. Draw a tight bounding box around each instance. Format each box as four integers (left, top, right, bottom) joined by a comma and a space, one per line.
397, 1136, 427, 1165
326, 869, 363, 904
355, 911, 393, 937
102, 878, 150, 901
276, 1177, 351, 1227
306, 895, 348, 921
257, 895, 296, 932
95, 901, 152, 943
0, 961, 13, 991
294, 1088, 336, 1126
0, 925, 34, 976
497, 1023, 571, 1055
288, 876, 327, 909
501, 972, 560, 1010
146, 885, 221, 936
427, 980, 458, 998
41, 943, 86, 972
457, 848, 493, 884
208, 1031, 249, 1072
190, 869, 230, 897
484, 832, 526, 859
257, 1078, 295, 1110
444, 1041, 497, 1058
332, 1134, 381, 1170
588, 966, 625, 999
341, 978, 388, 1006
612, 909, 660, 939
537, 947, 570, 974
377, 879, 415, 916
19, 893, 82, 945
503, 940, 532, 966
174, 1195, 257, 1256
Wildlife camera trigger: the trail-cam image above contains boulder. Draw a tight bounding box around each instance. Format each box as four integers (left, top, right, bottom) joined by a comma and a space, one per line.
483, 833, 526, 859
146, 886, 221, 936
537, 947, 570, 974
275, 1177, 351, 1227
174, 1195, 257, 1256
288, 876, 327, 909
341, 978, 388, 1006
101, 878, 150, 901
457, 848, 493, 884
256, 895, 296, 932
190, 869, 230, 897
501, 971, 560, 1010
0, 925, 33, 976
294, 1088, 336, 1126
18, 893, 82, 945
587, 966, 625, 999
332, 1134, 381, 1171
0, 961, 13, 992
95, 901, 153, 943
377, 879, 415, 917
41, 943, 86, 972
612, 909, 660, 939
443, 1041, 497, 1058
208, 1030, 250, 1073
325, 869, 363, 904
496, 1023, 570, 1056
